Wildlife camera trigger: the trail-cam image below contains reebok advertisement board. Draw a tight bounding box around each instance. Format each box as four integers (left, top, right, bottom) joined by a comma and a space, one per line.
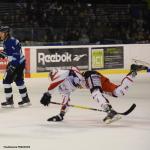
36, 48, 89, 72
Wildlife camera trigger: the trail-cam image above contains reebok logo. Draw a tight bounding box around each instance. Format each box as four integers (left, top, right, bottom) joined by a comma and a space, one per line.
38, 52, 72, 65
73, 54, 87, 61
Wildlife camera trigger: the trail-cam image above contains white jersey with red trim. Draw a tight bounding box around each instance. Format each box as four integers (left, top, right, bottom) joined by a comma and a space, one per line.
48, 69, 70, 92
70, 66, 87, 89
58, 75, 78, 94
48, 67, 86, 94
50, 69, 70, 83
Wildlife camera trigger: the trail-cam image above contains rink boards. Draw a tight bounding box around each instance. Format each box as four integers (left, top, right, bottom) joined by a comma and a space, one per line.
0, 44, 150, 79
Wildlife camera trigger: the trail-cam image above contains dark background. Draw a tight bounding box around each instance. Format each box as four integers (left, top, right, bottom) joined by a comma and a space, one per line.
1, 0, 150, 45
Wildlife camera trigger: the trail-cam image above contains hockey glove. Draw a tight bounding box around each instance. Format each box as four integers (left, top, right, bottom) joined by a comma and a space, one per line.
40, 92, 51, 106
8, 65, 16, 72
7, 65, 16, 76
47, 113, 64, 122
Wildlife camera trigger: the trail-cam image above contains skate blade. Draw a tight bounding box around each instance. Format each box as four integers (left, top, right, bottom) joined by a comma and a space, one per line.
104, 115, 121, 124
47, 119, 57, 122
47, 118, 63, 122
1, 105, 14, 108
18, 102, 31, 107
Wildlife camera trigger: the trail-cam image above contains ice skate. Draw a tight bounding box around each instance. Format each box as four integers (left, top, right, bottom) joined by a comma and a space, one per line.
128, 64, 148, 77
130, 64, 148, 72
1, 96, 14, 108
103, 109, 121, 124
47, 113, 64, 122
18, 94, 31, 107
102, 104, 121, 124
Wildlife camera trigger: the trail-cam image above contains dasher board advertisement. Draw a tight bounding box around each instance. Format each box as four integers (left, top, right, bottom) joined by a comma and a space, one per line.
0, 49, 8, 73
36, 48, 89, 72
92, 48, 104, 69
92, 46, 124, 69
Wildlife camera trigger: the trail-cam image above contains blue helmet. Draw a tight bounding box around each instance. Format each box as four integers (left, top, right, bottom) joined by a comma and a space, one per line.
0, 26, 10, 32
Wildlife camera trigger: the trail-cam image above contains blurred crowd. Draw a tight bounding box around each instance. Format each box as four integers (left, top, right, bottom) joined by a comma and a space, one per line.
0, 0, 150, 45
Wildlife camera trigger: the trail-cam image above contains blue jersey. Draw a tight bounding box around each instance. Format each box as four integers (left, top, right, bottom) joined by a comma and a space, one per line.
3, 36, 25, 66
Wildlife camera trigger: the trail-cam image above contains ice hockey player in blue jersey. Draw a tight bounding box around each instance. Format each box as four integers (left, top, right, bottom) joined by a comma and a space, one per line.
0, 26, 31, 107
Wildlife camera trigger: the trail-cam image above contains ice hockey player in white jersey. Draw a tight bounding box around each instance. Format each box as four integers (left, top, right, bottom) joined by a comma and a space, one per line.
40, 64, 148, 124
40, 66, 87, 120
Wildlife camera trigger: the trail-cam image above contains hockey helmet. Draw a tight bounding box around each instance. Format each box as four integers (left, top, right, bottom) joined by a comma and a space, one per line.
0, 26, 10, 33
49, 68, 58, 81
49, 68, 70, 82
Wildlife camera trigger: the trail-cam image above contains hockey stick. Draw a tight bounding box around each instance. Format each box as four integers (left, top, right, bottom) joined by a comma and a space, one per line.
50, 101, 136, 116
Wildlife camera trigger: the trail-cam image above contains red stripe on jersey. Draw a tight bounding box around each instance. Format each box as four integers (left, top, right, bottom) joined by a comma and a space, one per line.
48, 79, 64, 90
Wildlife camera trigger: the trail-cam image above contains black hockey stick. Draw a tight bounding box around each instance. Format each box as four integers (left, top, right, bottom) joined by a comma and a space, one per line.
116, 103, 136, 115
50, 101, 136, 116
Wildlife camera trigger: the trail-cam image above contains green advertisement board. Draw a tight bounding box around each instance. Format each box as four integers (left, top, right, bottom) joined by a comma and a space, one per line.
92, 47, 124, 69
92, 48, 104, 68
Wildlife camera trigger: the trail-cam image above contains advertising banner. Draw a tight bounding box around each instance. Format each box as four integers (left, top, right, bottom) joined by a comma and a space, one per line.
92, 46, 124, 69
92, 48, 104, 69
24, 48, 30, 78
104, 47, 124, 69
0, 50, 8, 73
36, 48, 89, 72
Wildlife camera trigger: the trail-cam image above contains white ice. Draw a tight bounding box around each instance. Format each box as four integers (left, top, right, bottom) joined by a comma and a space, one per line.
0, 73, 150, 150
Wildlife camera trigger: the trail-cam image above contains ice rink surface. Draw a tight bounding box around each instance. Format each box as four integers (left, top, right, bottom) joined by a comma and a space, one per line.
0, 73, 150, 150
